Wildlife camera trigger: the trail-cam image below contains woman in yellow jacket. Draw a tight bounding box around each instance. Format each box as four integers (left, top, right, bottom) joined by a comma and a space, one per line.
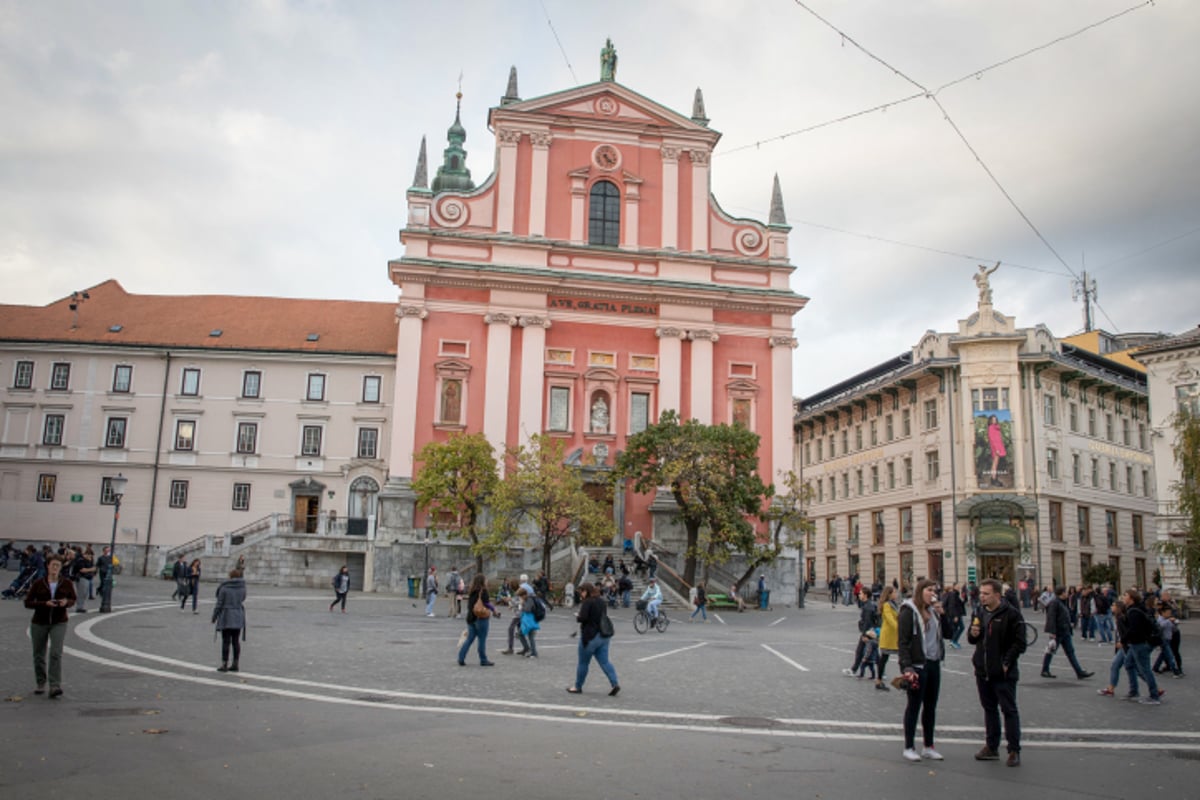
876, 585, 899, 691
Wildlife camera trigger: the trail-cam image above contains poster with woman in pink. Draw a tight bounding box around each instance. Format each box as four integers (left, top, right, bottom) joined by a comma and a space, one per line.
974, 409, 1014, 488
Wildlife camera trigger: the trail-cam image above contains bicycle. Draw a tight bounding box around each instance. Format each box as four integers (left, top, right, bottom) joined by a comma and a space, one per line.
633, 600, 669, 633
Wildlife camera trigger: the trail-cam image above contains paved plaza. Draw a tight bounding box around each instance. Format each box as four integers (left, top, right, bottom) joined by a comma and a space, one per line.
3, 574, 1198, 799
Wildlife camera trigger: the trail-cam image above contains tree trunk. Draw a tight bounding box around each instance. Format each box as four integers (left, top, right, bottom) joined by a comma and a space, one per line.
683, 520, 700, 585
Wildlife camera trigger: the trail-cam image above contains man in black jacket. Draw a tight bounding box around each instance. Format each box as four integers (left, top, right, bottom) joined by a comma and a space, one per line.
843, 588, 878, 676
1040, 586, 1094, 679
943, 582, 966, 649
969, 579, 1026, 766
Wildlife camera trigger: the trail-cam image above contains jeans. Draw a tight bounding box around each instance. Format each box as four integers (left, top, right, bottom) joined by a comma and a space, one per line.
976, 676, 1021, 753
621, 589, 630, 607
1152, 642, 1180, 674
951, 617, 965, 646
1097, 612, 1114, 643
30, 622, 67, 689
1126, 643, 1161, 699
1080, 615, 1094, 639
575, 635, 619, 690
458, 617, 491, 664
517, 630, 538, 656
1042, 634, 1087, 677
182, 579, 198, 611
1108, 648, 1128, 688
329, 591, 347, 611
647, 598, 661, 619
690, 603, 707, 621
425, 591, 437, 615
221, 628, 242, 665
507, 615, 521, 650
903, 660, 942, 749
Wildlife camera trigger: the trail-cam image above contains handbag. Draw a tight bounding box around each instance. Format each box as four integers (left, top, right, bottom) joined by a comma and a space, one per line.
472, 595, 491, 619
599, 612, 614, 638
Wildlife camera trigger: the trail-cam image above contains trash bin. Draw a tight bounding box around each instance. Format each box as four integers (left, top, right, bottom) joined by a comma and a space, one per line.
407, 576, 419, 598
759, 589, 770, 610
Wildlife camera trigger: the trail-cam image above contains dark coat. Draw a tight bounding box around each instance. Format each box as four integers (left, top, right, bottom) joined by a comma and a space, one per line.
1123, 603, 1155, 646
212, 578, 247, 630
968, 600, 1026, 681
858, 598, 879, 632
465, 588, 494, 624
1043, 596, 1071, 638
25, 576, 77, 625
577, 595, 607, 645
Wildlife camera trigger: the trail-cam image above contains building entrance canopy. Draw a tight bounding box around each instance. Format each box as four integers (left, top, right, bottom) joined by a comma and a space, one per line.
954, 493, 1038, 521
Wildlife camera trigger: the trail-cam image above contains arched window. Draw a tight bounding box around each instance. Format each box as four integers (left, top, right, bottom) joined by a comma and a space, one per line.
588, 180, 620, 246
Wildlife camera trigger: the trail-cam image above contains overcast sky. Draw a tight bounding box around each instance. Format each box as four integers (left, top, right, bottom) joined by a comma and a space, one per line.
3, 1, 1197, 396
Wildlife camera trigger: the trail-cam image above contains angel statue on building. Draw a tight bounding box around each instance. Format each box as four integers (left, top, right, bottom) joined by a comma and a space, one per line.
591, 395, 610, 433
600, 38, 618, 82
974, 262, 1000, 305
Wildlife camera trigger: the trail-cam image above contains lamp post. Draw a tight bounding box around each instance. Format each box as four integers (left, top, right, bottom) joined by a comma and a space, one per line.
99, 472, 128, 613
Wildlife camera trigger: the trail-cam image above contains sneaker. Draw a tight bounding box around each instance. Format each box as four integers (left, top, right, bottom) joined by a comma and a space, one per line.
1174, 672, 1185, 679
426, 613, 436, 617
1139, 696, 1161, 705
975, 746, 999, 761
842, 668, 855, 677
1007, 752, 1021, 767
1040, 671, 1056, 678
48, 688, 63, 699
921, 747, 944, 761
902, 748, 922, 762
34, 685, 45, 695
1121, 694, 1140, 701
1097, 687, 1114, 696
875, 682, 890, 691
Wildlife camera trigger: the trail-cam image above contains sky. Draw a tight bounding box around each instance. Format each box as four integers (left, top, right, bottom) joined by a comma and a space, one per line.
2, 0, 1197, 397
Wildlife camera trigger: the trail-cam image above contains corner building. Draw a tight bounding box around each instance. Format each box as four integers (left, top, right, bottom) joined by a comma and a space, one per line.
381, 63, 806, 541
795, 284, 1156, 594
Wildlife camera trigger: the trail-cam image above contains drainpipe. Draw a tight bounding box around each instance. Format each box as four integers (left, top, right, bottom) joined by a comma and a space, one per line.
946, 367, 960, 586
141, 350, 171, 575
1026, 363, 1044, 584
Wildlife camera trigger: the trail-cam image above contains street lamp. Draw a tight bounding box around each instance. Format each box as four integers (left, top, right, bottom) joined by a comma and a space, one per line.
98, 472, 128, 613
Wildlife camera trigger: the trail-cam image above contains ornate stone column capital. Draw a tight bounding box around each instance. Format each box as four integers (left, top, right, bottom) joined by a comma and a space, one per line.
687, 329, 719, 343
687, 149, 711, 166
660, 145, 682, 162
519, 315, 551, 329
497, 128, 523, 146
769, 335, 799, 349
485, 312, 518, 326
656, 326, 685, 339
528, 131, 553, 149
396, 304, 428, 321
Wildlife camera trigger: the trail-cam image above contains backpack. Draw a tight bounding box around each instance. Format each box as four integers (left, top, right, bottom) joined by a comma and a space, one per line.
532, 596, 547, 622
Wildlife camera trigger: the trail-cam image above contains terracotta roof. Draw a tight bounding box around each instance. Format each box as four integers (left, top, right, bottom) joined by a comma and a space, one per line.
1133, 325, 1200, 357
0, 280, 397, 355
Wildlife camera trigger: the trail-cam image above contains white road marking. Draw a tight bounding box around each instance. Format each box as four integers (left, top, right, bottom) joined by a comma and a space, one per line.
761, 644, 809, 672
636, 641, 709, 663
817, 643, 856, 655
712, 613, 726, 625
769, 616, 787, 627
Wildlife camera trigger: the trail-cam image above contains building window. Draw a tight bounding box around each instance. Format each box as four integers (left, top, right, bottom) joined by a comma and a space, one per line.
362, 375, 382, 404
927, 502, 943, 540
1105, 510, 1118, 547
548, 386, 571, 432
841, 429, 849, 453
100, 477, 117, 505
236, 422, 258, 454
901, 408, 911, 437
242, 371, 262, 399
1046, 447, 1059, 479
1138, 423, 1148, 450
828, 433, 835, 457
1108, 461, 1117, 490
887, 461, 895, 490
1142, 469, 1151, 498
926, 450, 940, 481
301, 425, 323, 456
180, 367, 201, 396
306, 373, 326, 402
37, 474, 56, 502
232, 483, 251, 511
1044, 394, 1057, 426
903, 457, 913, 486
105, 418, 127, 449
1091, 457, 1100, 488
1069, 402, 1079, 432
1105, 414, 1114, 442
872, 510, 885, 546
50, 362, 71, 391
924, 399, 938, 429
1125, 465, 1134, 495
42, 414, 65, 446
1072, 453, 1081, 484
357, 427, 379, 459
971, 387, 1009, 412
825, 519, 836, 549
1080, 551, 1092, 577
816, 439, 824, 461
175, 420, 195, 451
842, 473, 850, 497
1078, 505, 1091, 546
803, 442, 811, 466
1132, 514, 1144, 550
1087, 408, 1097, 436
870, 465, 879, 492
1135, 557, 1147, 590
587, 180, 620, 246
885, 415, 894, 441
1121, 417, 1131, 446
816, 480, 824, 503
1049, 501, 1063, 542
848, 514, 860, 544
899, 506, 913, 543
1179, 383, 1200, 415
855, 425, 863, 450
869, 420, 878, 446
13, 360, 34, 389
730, 395, 751, 428
169, 480, 189, 508
112, 365, 133, 393
856, 469, 864, 495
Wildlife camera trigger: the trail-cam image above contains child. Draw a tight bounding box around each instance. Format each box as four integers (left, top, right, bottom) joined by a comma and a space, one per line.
517, 587, 540, 658
857, 629, 880, 680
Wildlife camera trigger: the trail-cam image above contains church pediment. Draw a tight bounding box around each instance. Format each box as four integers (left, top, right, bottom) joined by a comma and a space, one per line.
491, 82, 717, 137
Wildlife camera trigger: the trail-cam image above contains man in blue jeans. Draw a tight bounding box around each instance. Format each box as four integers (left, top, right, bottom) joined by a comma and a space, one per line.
1040, 586, 1094, 680
1094, 586, 1114, 643
1122, 588, 1164, 703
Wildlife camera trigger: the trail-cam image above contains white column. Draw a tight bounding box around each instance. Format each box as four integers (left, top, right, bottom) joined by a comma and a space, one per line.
689, 149, 710, 252
528, 133, 551, 237
660, 146, 679, 250
689, 329, 716, 424
622, 178, 641, 250
770, 336, 798, 484
518, 315, 549, 443
388, 304, 427, 479
656, 327, 685, 416
483, 313, 516, 457
569, 174, 586, 244
496, 129, 521, 234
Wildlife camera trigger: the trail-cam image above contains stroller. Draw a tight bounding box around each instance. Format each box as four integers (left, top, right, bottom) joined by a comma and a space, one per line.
2, 566, 36, 599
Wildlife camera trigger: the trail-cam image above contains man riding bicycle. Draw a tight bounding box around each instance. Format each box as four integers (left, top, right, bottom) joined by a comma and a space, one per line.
641, 577, 663, 620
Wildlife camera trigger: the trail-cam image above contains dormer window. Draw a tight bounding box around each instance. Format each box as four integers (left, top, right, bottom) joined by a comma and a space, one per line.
588, 180, 620, 246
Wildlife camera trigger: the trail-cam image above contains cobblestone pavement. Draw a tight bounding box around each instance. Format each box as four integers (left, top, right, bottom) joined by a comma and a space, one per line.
3, 575, 1197, 799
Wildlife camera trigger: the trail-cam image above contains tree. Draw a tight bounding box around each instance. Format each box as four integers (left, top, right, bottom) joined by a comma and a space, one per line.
613, 410, 770, 586
488, 434, 614, 577
1082, 562, 1121, 590
747, 470, 814, 589
1157, 407, 1200, 592
412, 432, 499, 574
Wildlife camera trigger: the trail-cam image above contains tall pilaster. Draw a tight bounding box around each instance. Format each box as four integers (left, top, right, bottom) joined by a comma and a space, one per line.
527, 132, 552, 237
518, 315, 550, 443
484, 312, 516, 457
496, 128, 521, 234
656, 327, 685, 416
660, 146, 680, 250
388, 303, 428, 480
770, 335, 799, 483
688, 149, 710, 252
689, 329, 718, 424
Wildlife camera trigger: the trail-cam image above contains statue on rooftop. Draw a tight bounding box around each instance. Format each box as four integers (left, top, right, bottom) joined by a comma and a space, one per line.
974, 262, 1000, 306
600, 38, 618, 82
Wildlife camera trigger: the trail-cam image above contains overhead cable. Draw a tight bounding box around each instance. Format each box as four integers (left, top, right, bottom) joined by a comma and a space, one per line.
540, 0, 578, 85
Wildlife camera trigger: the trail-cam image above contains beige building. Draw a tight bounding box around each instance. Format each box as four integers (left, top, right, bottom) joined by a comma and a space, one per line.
1133, 325, 1200, 594
795, 276, 1156, 594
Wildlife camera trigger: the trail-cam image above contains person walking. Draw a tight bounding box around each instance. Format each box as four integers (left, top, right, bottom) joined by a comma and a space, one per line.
1040, 586, 1093, 679
897, 579, 952, 763
171, 555, 189, 602
25, 554, 76, 698
1122, 588, 1164, 704
944, 582, 965, 649
875, 585, 899, 692
844, 587, 879, 676
445, 566, 464, 618
969, 578, 1026, 767
502, 575, 536, 655
183, 559, 202, 614
567, 582, 619, 696
423, 566, 439, 617
690, 580, 708, 623
329, 565, 350, 613
73, 547, 95, 609
212, 568, 247, 672
457, 573, 496, 667
516, 587, 540, 658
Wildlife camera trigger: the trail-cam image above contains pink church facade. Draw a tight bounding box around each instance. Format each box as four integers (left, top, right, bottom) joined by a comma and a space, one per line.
382, 62, 806, 544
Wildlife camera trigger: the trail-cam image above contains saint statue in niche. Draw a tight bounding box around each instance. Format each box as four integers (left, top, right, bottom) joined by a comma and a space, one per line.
590, 394, 610, 433
732, 398, 751, 428
441, 379, 462, 424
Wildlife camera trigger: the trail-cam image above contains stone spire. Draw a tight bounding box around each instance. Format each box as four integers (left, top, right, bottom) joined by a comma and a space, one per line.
768, 173, 788, 226
501, 66, 520, 106
411, 135, 428, 190
691, 88, 709, 126
431, 92, 474, 193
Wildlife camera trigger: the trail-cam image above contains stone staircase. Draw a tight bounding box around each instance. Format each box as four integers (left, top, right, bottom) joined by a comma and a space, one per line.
581, 546, 686, 608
